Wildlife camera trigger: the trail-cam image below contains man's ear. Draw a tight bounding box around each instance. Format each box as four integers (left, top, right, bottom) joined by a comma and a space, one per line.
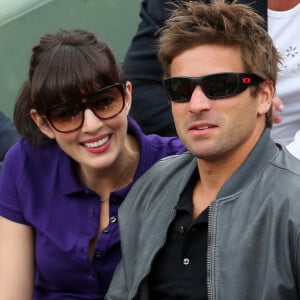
257, 80, 274, 116
124, 81, 132, 114
30, 109, 56, 139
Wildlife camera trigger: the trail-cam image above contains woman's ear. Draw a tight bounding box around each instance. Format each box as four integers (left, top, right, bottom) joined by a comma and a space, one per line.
30, 109, 56, 139
257, 80, 274, 116
124, 81, 132, 114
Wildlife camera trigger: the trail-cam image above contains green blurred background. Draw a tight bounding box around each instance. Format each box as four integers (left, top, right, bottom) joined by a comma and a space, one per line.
0, 0, 140, 119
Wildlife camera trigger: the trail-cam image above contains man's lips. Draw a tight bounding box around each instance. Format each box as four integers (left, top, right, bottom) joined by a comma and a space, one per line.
188, 122, 217, 131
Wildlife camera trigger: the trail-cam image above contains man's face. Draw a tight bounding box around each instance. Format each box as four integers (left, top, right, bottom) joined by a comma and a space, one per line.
169, 44, 270, 161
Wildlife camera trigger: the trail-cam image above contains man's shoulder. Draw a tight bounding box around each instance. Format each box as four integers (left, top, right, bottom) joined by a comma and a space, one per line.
120, 152, 196, 219
273, 145, 300, 176
124, 152, 195, 204
146, 151, 194, 176
264, 146, 300, 202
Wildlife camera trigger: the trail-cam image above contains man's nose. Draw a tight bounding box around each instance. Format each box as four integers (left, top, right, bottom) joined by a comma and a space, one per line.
189, 85, 212, 113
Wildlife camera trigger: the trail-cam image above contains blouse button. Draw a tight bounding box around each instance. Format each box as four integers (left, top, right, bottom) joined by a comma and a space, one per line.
110, 216, 117, 223
94, 251, 102, 259
90, 271, 96, 278
178, 226, 185, 234
183, 258, 190, 265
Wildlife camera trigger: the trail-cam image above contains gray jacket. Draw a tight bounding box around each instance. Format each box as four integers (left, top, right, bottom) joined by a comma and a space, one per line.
106, 130, 300, 300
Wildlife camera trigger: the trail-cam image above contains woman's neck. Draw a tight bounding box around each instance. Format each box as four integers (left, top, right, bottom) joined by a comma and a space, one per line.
77, 134, 140, 199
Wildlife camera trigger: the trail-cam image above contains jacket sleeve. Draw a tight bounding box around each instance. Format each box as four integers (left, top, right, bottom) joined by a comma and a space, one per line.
105, 260, 129, 300
296, 230, 300, 294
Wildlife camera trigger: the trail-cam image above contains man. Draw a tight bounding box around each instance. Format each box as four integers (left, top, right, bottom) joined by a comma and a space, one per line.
124, 0, 288, 142
106, 1, 300, 299
124, 0, 267, 136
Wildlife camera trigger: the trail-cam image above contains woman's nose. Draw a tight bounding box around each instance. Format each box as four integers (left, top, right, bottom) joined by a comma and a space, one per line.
81, 108, 103, 132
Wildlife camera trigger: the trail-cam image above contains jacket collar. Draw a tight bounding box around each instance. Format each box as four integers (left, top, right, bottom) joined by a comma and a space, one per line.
174, 129, 279, 201
217, 129, 279, 199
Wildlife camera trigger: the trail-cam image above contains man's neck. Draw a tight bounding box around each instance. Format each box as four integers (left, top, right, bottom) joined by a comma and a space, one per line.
192, 155, 243, 219
195, 126, 264, 203
268, 0, 300, 11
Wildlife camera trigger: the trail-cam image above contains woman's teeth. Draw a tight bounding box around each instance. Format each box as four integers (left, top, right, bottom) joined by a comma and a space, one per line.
84, 136, 109, 148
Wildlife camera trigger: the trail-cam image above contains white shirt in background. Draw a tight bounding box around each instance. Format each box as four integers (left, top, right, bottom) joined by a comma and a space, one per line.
287, 130, 300, 159
268, 4, 300, 145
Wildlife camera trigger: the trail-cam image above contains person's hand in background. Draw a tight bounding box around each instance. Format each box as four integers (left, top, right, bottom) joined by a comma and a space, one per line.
272, 95, 284, 124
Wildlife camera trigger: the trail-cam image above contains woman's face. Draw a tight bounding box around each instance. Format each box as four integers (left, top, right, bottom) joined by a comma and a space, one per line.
31, 81, 132, 172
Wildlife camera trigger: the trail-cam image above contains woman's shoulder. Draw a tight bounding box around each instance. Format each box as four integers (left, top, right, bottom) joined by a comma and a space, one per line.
7, 138, 59, 159
3, 138, 66, 174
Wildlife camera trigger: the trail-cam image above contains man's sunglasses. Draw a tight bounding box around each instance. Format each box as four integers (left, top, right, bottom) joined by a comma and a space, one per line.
163, 72, 263, 102
43, 83, 125, 133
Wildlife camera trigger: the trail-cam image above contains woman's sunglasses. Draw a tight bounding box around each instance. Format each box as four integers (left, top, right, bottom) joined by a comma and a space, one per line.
163, 72, 263, 102
43, 83, 125, 133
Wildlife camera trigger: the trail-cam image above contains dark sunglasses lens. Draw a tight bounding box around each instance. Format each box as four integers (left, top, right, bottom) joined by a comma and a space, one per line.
202, 73, 238, 98
165, 78, 193, 102
47, 105, 83, 132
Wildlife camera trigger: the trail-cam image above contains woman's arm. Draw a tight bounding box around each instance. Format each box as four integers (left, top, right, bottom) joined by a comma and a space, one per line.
0, 216, 35, 300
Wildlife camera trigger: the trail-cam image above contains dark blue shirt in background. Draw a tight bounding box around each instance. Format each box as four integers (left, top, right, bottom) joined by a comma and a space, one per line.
0, 111, 19, 171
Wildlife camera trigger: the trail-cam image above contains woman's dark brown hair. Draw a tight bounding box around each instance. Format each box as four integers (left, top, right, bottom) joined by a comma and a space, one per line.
14, 29, 123, 145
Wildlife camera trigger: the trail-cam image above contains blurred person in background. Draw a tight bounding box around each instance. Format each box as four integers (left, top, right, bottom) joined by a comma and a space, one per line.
269, 0, 300, 145
0, 110, 19, 172
268, 0, 300, 160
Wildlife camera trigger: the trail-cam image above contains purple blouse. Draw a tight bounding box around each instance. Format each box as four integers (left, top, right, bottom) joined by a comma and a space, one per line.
0, 117, 185, 299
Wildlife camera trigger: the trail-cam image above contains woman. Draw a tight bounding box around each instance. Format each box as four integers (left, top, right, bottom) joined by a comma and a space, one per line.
0, 29, 185, 299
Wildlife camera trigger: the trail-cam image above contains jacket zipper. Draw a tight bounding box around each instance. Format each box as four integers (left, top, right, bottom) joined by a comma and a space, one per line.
207, 202, 215, 300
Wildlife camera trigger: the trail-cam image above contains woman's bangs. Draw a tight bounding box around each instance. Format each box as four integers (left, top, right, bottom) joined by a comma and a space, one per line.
32, 45, 119, 113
